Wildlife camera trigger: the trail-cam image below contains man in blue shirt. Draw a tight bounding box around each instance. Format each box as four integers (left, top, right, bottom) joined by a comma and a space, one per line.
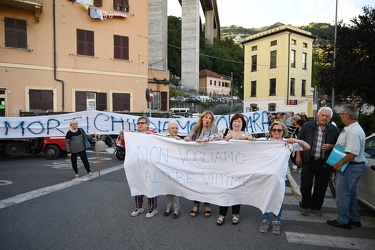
327, 104, 367, 229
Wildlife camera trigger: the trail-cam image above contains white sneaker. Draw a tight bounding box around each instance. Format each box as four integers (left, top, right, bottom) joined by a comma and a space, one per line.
131, 207, 144, 217
145, 209, 158, 218
292, 164, 298, 170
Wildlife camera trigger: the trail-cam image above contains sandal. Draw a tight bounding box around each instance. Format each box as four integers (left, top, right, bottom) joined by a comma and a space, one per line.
190, 206, 199, 217
217, 215, 225, 225
204, 208, 211, 217
232, 214, 240, 225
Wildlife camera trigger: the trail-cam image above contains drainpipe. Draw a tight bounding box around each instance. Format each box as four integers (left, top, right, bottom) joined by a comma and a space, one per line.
53, 0, 65, 111
286, 32, 291, 106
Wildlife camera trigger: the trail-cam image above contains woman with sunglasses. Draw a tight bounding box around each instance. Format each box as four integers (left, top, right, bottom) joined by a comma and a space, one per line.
130, 116, 158, 219
184, 110, 218, 217
65, 120, 92, 179
259, 121, 310, 235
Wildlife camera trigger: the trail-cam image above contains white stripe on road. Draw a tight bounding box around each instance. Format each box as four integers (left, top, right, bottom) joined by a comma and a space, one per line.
285, 232, 375, 249
0, 165, 124, 209
282, 210, 375, 228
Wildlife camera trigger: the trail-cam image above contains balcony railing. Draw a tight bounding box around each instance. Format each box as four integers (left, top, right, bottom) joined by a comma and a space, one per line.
0, 0, 43, 21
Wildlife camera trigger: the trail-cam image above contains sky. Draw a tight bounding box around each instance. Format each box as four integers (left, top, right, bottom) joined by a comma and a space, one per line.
168, 0, 373, 28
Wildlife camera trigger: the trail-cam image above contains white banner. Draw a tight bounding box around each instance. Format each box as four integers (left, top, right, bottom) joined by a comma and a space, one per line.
0, 110, 269, 138
123, 132, 289, 215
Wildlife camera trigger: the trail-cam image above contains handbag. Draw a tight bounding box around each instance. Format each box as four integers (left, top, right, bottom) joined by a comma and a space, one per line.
80, 128, 91, 149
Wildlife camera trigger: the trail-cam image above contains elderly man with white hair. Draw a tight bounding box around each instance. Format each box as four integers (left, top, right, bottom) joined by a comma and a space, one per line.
163, 120, 182, 219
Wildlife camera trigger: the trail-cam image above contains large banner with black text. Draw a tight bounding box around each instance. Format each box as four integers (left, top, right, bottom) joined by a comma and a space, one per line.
0, 110, 269, 138
123, 132, 289, 215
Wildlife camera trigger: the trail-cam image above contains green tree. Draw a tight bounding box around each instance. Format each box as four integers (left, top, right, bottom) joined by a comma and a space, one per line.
318, 6, 375, 107
167, 16, 182, 78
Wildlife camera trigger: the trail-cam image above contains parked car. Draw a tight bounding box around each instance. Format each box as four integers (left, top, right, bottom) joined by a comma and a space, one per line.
329, 133, 375, 211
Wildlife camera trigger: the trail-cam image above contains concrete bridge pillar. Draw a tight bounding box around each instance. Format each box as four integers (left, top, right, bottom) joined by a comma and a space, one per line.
148, 0, 168, 70
181, 0, 200, 94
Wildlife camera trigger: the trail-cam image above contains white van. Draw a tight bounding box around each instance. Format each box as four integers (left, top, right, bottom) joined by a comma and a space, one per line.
170, 108, 191, 118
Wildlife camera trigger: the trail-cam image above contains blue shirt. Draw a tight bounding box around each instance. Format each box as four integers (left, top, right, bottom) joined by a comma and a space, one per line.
336, 122, 367, 163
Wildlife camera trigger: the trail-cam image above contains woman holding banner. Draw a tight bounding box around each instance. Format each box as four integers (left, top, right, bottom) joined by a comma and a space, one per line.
130, 116, 159, 219
65, 120, 92, 179
184, 110, 218, 217
210, 113, 253, 225
259, 121, 310, 235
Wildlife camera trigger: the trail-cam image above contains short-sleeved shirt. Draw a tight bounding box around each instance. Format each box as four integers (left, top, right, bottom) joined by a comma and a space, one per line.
335, 122, 367, 163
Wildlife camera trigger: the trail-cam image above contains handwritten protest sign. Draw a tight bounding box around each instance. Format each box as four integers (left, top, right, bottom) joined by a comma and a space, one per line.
123, 132, 289, 215
0, 110, 269, 138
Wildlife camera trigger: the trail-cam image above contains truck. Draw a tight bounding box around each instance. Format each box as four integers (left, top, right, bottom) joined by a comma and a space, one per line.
0, 136, 66, 160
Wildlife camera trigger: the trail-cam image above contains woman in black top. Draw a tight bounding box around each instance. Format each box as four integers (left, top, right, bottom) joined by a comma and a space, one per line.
65, 120, 92, 179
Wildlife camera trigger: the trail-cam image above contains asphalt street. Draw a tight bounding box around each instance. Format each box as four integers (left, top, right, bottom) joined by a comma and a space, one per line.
1, 149, 375, 249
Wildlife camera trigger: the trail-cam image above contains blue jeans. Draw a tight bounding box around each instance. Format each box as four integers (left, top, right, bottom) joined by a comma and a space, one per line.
263, 206, 283, 222
336, 163, 365, 224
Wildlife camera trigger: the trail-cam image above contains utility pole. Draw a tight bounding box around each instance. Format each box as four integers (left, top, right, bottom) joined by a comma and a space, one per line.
332, 0, 338, 109
230, 72, 233, 114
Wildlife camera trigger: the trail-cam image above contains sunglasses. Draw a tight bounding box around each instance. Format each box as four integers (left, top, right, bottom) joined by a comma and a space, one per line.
137, 122, 147, 125
271, 129, 283, 133
71, 123, 78, 125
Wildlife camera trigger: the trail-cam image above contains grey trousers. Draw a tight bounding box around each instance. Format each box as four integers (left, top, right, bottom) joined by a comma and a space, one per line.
166, 195, 181, 211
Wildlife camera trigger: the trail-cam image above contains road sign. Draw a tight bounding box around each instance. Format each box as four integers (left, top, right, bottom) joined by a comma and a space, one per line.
150, 89, 154, 102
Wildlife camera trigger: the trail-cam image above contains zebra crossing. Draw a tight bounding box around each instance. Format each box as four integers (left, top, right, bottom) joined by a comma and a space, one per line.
282, 186, 375, 248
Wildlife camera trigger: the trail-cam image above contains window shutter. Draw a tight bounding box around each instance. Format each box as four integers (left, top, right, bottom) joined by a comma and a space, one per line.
160, 91, 168, 111
96, 93, 107, 111
76, 91, 87, 111
93, 0, 102, 7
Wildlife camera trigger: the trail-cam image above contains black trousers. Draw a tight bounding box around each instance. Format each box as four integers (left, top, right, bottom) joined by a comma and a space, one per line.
300, 158, 331, 210
70, 150, 91, 174
219, 205, 241, 216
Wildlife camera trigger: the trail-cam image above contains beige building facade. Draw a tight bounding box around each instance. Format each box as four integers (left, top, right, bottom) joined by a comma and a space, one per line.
242, 24, 315, 117
199, 69, 231, 97
0, 0, 169, 117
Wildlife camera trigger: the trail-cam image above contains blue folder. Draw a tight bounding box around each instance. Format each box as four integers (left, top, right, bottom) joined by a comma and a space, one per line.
326, 146, 349, 173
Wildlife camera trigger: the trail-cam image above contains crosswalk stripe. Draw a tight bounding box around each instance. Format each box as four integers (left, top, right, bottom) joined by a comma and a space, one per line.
0, 165, 124, 209
285, 232, 375, 249
282, 210, 375, 228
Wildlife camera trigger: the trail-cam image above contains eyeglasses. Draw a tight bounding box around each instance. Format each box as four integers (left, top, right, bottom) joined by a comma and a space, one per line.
71, 123, 78, 125
339, 113, 347, 116
137, 122, 147, 125
271, 129, 283, 133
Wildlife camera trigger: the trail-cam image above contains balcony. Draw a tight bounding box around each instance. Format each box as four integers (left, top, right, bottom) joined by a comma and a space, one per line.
0, 0, 43, 21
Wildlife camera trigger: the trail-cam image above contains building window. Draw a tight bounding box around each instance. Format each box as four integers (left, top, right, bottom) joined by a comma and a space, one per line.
302, 52, 307, 69
301, 80, 306, 96
270, 51, 277, 68
114, 0, 129, 12
29, 90, 53, 111
251, 81, 257, 97
252, 46, 257, 51
4, 18, 27, 49
76, 91, 107, 111
268, 103, 276, 112
77, 29, 94, 56
218, 81, 221, 87
269, 78, 276, 96
291, 50, 296, 68
114, 35, 129, 60
291, 39, 296, 45
113, 93, 130, 112
303, 42, 308, 48
290, 78, 295, 96
270, 40, 277, 46
251, 55, 257, 71
210, 80, 212, 86
214, 80, 216, 86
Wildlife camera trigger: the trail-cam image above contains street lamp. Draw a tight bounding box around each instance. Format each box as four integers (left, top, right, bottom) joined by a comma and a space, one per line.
332, 0, 338, 109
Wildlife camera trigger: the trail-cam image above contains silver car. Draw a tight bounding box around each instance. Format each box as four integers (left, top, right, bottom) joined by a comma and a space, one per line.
329, 133, 375, 211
